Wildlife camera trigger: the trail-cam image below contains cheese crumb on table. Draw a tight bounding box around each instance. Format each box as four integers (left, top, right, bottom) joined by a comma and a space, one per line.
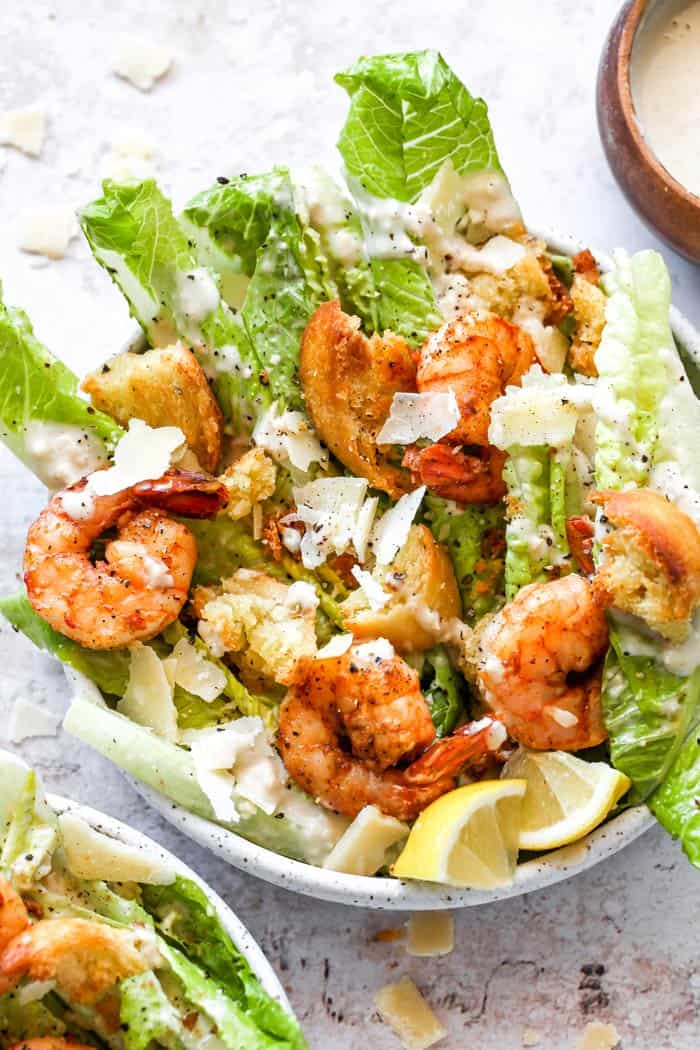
575, 1021, 620, 1050
522, 1027, 542, 1047
18, 207, 78, 259
405, 913, 454, 958
113, 38, 173, 91
0, 107, 46, 156
374, 976, 447, 1050
8, 698, 60, 742
103, 127, 157, 181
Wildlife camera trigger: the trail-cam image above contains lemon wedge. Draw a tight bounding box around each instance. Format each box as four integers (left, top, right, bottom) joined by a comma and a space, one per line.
391, 779, 527, 889
502, 749, 631, 851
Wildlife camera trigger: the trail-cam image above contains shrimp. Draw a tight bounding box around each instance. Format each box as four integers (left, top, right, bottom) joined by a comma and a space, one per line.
0, 917, 154, 1002
277, 646, 506, 820
24, 469, 227, 649
0, 876, 29, 953
403, 310, 536, 503
9, 1040, 95, 1050
476, 574, 609, 751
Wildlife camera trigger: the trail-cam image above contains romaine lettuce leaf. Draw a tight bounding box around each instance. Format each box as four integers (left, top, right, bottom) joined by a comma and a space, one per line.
0, 769, 57, 889
650, 731, 700, 868
0, 289, 122, 481
502, 445, 569, 599
80, 179, 269, 431
601, 627, 700, 802
142, 876, 305, 1047
424, 495, 505, 623
120, 970, 188, 1050
421, 646, 467, 737
335, 50, 503, 202
0, 993, 70, 1044
595, 250, 671, 490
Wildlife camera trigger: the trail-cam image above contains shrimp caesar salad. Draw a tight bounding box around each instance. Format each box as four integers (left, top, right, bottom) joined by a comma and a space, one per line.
0, 752, 305, 1048
1, 50, 700, 889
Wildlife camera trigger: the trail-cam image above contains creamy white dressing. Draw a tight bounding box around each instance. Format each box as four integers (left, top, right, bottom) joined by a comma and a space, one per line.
632, 1, 700, 196
24, 420, 107, 490
174, 267, 220, 341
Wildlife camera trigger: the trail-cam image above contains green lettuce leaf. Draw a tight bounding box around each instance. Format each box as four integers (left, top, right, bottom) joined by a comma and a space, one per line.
0, 993, 71, 1044
595, 250, 671, 490
650, 731, 700, 868
424, 495, 505, 623
503, 446, 569, 599
142, 876, 304, 1047
335, 50, 503, 202
421, 646, 467, 737
80, 178, 268, 431
120, 970, 188, 1050
601, 626, 700, 802
0, 289, 122, 481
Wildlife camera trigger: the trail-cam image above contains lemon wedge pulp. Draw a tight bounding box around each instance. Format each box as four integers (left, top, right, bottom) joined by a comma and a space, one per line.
391, 779, 527, 889
502, 749, 631, 851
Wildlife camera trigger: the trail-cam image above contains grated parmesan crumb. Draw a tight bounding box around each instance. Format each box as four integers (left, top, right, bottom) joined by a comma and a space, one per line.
374, 976, 447, 1050
575, 1021, 620, 1050
406, 913, 454, 958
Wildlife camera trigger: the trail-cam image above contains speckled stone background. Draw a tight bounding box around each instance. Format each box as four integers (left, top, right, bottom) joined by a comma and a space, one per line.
2, 2, 700, 1047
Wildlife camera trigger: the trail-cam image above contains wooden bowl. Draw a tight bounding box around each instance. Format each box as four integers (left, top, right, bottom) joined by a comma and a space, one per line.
597, 0, 700, 262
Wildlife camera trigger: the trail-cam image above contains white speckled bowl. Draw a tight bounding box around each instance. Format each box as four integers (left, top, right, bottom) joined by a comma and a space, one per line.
66, 229, 700, 908
47, 790, 294, 1009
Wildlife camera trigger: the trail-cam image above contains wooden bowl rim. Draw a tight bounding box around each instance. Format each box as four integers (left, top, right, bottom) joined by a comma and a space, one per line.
615, 0, 700, 206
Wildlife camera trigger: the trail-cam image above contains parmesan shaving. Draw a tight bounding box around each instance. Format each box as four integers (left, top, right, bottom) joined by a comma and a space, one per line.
323, 805, 408, 875
88, 419, 185, 497
171, 638, 226, 702
0, 107, 45, 156
575, 1021, 620, 1050
18, 208, 78, 260
521, 1028, 542, 1047
405, 913, 454, 957
113, 38, 173, 91
489, 365, 592, 450
117, 643, 178, 742
351, 565, 391, 611
103, 127, 157, 181
371, 486, 426, 566
374, 977, 447, 1050
253, 403, 327, 473
8, 699, 60, 743
548, 706, 579, 728
377, 392, 460, 445
351, 638, 395, 666
293, 476, 368, 568
316, 633, 354, 659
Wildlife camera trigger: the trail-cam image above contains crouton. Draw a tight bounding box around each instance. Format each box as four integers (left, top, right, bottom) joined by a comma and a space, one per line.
340, 525, 461, 652
592, 489, 700, 642
568, 275, 606, 378
194, 569, 318, 686
219, 448, 276, 520
82, 342, 223, 472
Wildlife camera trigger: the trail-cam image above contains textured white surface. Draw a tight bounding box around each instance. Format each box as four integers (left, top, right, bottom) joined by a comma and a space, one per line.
2, 1, 700, 1047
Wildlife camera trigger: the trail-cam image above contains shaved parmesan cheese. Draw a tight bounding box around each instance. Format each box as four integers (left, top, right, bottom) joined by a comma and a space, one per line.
374, 977, 447, 1050
0, 107, 45, 156
294, 477, 368, 568
104, 127, 157, 181
253, 404, 327, 473
547, 706, 579, 728
59, 811, 175, 884
172, 638, 226, 702
18, 980, 55, 1005
89, 419, 185, 497
18, 208, 78, 260
352, 638, 395, 666
377, 392, 459, 445
285, 581, 319, 613
406, 913, 454, 957
576, 1021, 620, 1050
323, 805, 408, 875
475, 233, 527, 273
489, 365, 593, 450
8, 699, 60, 743
353, 495, 379, 562
372, 486, 426, 566
517, 315, 568, 374
113, 38, 172, 91
117, 643, 178, 742
351, 566, 390, 611
522, 1028, 542, 1047
181, 718, 287, 820
317, 633, 354, 659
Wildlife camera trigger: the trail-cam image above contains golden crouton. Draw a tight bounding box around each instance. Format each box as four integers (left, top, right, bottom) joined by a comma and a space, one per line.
82, 342, 223, 473
340, 525, 461, 652
568, 274, 606, 378
469, 243, 566, 327
592, 489, 700, 642
194, 569, 317, 686
219, 448, 276, 520
300, 301, 417, 498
